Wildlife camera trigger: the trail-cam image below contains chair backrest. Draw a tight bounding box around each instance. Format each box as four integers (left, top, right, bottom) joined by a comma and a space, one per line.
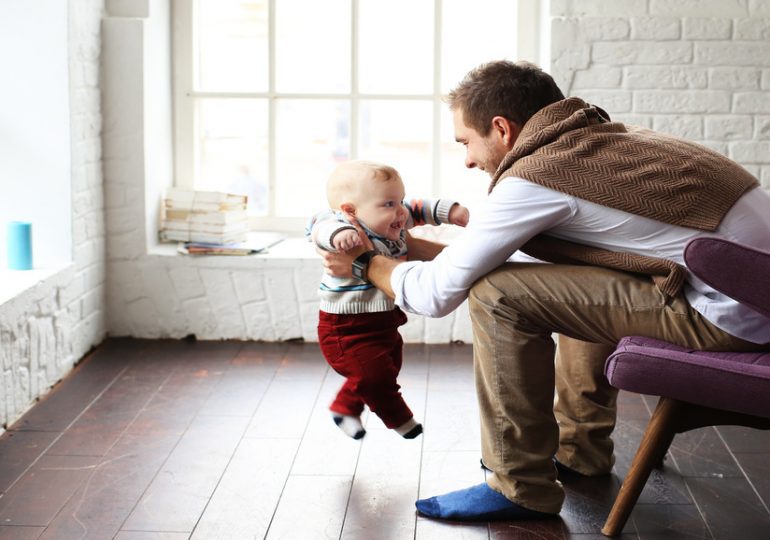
684, 237, 770, 319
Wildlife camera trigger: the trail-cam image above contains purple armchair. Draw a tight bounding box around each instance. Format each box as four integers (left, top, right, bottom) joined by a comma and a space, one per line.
601, 238, 770, 536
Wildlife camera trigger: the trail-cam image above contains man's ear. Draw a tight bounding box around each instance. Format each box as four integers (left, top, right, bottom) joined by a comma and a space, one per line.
340, 202, 356, 215
491, 116, 521, 149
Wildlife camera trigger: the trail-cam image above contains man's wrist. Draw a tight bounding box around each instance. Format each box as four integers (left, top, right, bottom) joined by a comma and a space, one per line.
351, 250, 378, 281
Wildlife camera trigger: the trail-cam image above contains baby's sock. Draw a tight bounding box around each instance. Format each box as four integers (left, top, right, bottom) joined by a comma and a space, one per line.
395, 417, 423, 439
332, 413, 366, 439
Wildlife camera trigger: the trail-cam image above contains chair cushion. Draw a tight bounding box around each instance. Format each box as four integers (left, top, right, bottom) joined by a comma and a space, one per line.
605, 336, 770, 418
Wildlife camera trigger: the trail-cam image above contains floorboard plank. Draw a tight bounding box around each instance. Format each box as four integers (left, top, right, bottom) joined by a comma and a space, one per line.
339, 345, 429, 540
290, 370, 363, 477
199, 356, 280, 418
114, 533, 189, 540
9, 340, 140, 433
0, 431, 59, 494
121, 414, 250, 534
0, 455, 99, 527
423, 344, 480, 455
667, 427, 742, 479
489, 520, 567, 539
244, 379, 324, 439
685, 477, 770, 540
341, 430, 423, 540
629, 503, 708, 539
191, 438, 300, 540
559, 470, 625, 535
265, 475, 352, 540
715, 425, 770, 453
37, 431, 182, 540
44, 351, 179, 457
731, 452, 770, 509
0, 526, 46, 539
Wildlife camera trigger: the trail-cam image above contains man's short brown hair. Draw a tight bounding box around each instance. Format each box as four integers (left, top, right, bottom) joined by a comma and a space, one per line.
446, 60, 565, 135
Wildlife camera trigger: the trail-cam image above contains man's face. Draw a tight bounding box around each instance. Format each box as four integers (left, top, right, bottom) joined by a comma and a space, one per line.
453, 108, 512, 178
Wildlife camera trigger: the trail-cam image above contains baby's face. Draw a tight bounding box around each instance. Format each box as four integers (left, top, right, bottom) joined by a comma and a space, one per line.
353, 176, 407, 241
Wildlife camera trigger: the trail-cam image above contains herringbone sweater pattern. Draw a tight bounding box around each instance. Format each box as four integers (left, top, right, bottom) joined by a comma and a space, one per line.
491, 97, 759, 297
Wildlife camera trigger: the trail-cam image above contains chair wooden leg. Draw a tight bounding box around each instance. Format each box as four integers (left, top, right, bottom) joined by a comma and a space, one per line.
602, 397, 680, 536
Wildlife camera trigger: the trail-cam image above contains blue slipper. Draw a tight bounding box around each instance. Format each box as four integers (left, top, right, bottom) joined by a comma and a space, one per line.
415, 483, 556, 521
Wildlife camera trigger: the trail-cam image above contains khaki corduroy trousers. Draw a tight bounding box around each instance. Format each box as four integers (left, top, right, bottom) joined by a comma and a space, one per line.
469, 262, 764, 514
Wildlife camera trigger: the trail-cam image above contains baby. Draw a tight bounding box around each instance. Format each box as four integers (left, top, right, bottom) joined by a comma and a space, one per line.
307, 160, 469, 439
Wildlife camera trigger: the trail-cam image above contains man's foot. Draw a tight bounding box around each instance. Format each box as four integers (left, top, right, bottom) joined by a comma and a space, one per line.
332, 413, 366, 439
415, 483, 556, 521
395, 417, 423, 439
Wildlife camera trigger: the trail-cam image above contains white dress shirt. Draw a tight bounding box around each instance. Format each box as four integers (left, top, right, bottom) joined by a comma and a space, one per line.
392, 177, 770, 344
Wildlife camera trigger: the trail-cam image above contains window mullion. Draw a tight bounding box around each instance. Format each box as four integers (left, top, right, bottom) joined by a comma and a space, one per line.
517, 0, 540, 63
268, 0, 277, 218
172, 0, 195, 188
432, 0, 443, 197
350, 0, 359, 160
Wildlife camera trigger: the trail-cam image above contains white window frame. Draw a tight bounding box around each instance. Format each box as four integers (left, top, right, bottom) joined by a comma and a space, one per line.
171, 0, 544, 233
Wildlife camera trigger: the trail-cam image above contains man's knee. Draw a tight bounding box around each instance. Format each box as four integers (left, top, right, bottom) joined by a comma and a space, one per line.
469, 275, 497, 309
469, 264, 535, 317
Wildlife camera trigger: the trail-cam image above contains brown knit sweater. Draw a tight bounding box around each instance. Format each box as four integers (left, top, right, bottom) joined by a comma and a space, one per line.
491, 97, 759, 297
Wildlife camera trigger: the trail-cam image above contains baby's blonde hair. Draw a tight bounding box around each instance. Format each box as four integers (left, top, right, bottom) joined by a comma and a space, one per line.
327, 160, 400, 209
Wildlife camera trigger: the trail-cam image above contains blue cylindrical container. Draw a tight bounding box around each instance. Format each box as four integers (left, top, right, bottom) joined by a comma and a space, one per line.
7, 221, 33, 270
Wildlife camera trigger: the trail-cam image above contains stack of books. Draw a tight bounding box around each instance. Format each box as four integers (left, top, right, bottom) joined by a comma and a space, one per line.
160, 188, 249, 244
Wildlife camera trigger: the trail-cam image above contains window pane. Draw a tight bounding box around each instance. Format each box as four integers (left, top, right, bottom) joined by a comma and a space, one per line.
358, 100, 432, 196
275, 0, 351, 93
439, 107, 488, 216
197, 0, 268, 92
358, 0, 433, 94
196, 98, 269, 215
441, 0, 518, 92
275, 100, 350, 218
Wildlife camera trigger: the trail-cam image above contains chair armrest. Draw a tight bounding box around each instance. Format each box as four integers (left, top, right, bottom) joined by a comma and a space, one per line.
684, 237, 770, 319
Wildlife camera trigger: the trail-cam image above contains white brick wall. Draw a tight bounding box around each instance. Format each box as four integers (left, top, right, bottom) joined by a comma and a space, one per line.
0, 0, 107, 429
551, 0, 770, 189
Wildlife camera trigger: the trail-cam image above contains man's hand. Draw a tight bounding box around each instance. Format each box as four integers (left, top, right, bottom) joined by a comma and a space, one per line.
448, 204, 470, 227
318, 246, 361, 278
318, 215, 373, 278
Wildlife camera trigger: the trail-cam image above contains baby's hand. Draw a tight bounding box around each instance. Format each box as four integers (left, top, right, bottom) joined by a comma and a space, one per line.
448, 204, 470, 227
332, 228, 363, 251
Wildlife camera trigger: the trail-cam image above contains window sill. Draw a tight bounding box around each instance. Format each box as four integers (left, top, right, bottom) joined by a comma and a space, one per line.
146, 227, 463, 263
0, 263, 72, 307
148, 234, 318, 261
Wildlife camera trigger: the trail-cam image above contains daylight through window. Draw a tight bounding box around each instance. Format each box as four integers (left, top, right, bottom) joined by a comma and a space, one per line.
173, 0, 542, 232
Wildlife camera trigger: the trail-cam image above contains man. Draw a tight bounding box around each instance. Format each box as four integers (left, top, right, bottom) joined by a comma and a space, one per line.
321, 60, 770, 521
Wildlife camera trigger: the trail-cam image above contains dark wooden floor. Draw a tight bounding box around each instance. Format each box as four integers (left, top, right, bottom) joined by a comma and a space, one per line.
0, 339, 768, 539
